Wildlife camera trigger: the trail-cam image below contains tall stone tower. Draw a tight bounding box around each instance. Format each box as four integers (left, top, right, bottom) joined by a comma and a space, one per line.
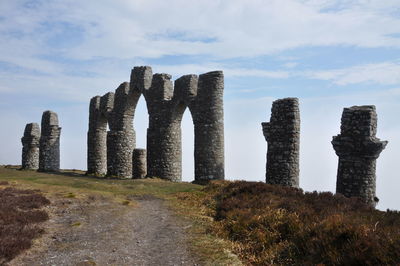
332, 105, 387, 206
262, 98, 300, 187
21, 123, 41, 170
39, 110, 61, 172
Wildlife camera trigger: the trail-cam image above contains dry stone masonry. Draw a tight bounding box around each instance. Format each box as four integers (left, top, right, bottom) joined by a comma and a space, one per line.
87, 66, 225, 182
21, 123, 41, 170
132, 149, 147, 179
262, 98, 300, 187
332, 105, 388, 206
39, 110, 61, 172
87, 93, 114, 176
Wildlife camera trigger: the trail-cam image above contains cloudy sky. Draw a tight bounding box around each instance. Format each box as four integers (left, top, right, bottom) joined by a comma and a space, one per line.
1, 0, 399, 210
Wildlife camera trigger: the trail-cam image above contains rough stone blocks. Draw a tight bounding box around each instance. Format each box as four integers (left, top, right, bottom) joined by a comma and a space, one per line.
332, 105, 387, 206
21, 123, 41, 170
262, 98, 300, 187
132, 149, 147, 179
87, 66, 225, 182
39, 110, 61, 172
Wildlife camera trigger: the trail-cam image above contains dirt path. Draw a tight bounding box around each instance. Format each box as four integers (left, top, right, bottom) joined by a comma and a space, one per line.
9, 194, 199, 266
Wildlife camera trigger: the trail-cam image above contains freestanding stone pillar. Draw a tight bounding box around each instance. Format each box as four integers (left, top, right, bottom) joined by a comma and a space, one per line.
262, 98, 300, 187
192, 71, 225, 182
21, 123, 41, 170
132, 148, 147, 179
39, 111, 61, 172
332, 105, 387, 206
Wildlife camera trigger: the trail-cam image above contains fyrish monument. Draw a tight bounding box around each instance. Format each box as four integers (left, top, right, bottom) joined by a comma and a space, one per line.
87, 66, 225, 182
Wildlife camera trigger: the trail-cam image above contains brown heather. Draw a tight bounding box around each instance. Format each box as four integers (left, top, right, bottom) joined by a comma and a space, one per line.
201, 181, 400, 265
0, 187, 50, 264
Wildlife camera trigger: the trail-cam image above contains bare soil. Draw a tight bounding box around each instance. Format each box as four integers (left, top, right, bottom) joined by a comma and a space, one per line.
8, 194, 199, 266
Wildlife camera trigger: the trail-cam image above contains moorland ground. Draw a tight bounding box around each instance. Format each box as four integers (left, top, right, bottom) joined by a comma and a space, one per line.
1, 165, 400, 265
0, 166, 241, 266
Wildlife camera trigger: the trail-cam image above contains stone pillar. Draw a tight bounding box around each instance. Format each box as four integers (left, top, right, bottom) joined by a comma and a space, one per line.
262, 98, 300, 187
21, 123, 40, 170
87, 93, 114, 176
87, 96, 106, 175
193, 71, 225, 182
107, 82, 137, 178
145, 73, 183, 181
132, 148, 147, 179
332, 105, 387, 206
39, 111, 61, 172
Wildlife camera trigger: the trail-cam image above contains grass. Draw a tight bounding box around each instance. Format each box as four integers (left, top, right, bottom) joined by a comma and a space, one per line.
0, 166, 241, 265
70, 222, 82, 227
0, 166, 200, 199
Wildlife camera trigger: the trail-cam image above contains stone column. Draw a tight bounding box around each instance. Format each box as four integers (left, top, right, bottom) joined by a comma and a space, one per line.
132, 148, 147, 179
21, 123, 40, 170
145, 73, 183, 181
193, 71, 225, 182
107, 82, 136, 178
87, 96, 106, 175
39, 111, 61, 172
87, 93, 114, 176
262, 98, 300, 187
332, 105, 387, 206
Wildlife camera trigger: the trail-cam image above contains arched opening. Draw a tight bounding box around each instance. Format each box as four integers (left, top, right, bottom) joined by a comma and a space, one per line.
131, 95, 148, 179
133, 96, 148, 150
170, 101, 195, 182
182, 109, 194, 182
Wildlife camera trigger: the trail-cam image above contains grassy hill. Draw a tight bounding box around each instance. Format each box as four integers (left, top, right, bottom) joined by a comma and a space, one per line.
1, 165, 400, 265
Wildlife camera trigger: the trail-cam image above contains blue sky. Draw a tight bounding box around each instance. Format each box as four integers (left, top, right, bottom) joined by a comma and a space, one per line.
1, 0, 400, 210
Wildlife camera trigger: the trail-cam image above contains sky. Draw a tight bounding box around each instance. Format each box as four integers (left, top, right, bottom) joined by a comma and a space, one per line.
0, 0, 400, 210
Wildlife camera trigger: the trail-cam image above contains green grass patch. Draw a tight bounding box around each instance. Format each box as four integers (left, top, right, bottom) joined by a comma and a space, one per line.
122, 200, 131, 205
0, 166, 201, 199
66, 192, 76, 198
70, 222, 82, 227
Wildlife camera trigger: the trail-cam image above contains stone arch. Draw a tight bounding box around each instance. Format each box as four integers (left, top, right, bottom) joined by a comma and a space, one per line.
87, 66, 225, 182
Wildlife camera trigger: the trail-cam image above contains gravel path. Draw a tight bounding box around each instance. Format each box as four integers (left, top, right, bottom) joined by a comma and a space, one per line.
9, 195, 199, 266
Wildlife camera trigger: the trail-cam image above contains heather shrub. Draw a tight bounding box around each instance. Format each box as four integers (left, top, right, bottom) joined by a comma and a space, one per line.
207, 181, 400, 265
0, 187, 50, 263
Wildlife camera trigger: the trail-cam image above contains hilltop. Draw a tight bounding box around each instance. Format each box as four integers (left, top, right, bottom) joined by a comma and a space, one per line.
1, 166, 399, 265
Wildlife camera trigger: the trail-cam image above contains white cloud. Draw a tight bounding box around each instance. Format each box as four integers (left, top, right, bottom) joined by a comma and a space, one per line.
152, 64, 289, 79
0, 0, 399, 102
1, 0, 400, 69
282, 62, 299, 69
305, 61, 400, 85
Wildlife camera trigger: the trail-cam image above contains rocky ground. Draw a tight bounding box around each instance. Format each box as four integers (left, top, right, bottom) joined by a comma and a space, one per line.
8, 193, 199, 266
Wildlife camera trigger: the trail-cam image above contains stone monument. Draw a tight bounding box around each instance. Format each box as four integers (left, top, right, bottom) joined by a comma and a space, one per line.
262, 98, 300, 187
332, 105, 387, 206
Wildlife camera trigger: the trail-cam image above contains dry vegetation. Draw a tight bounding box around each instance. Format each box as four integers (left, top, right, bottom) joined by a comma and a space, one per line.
0, 166, 241, 266
0, 183, 50, 264
185, 181, 400, 265
2, 166, 400, 265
